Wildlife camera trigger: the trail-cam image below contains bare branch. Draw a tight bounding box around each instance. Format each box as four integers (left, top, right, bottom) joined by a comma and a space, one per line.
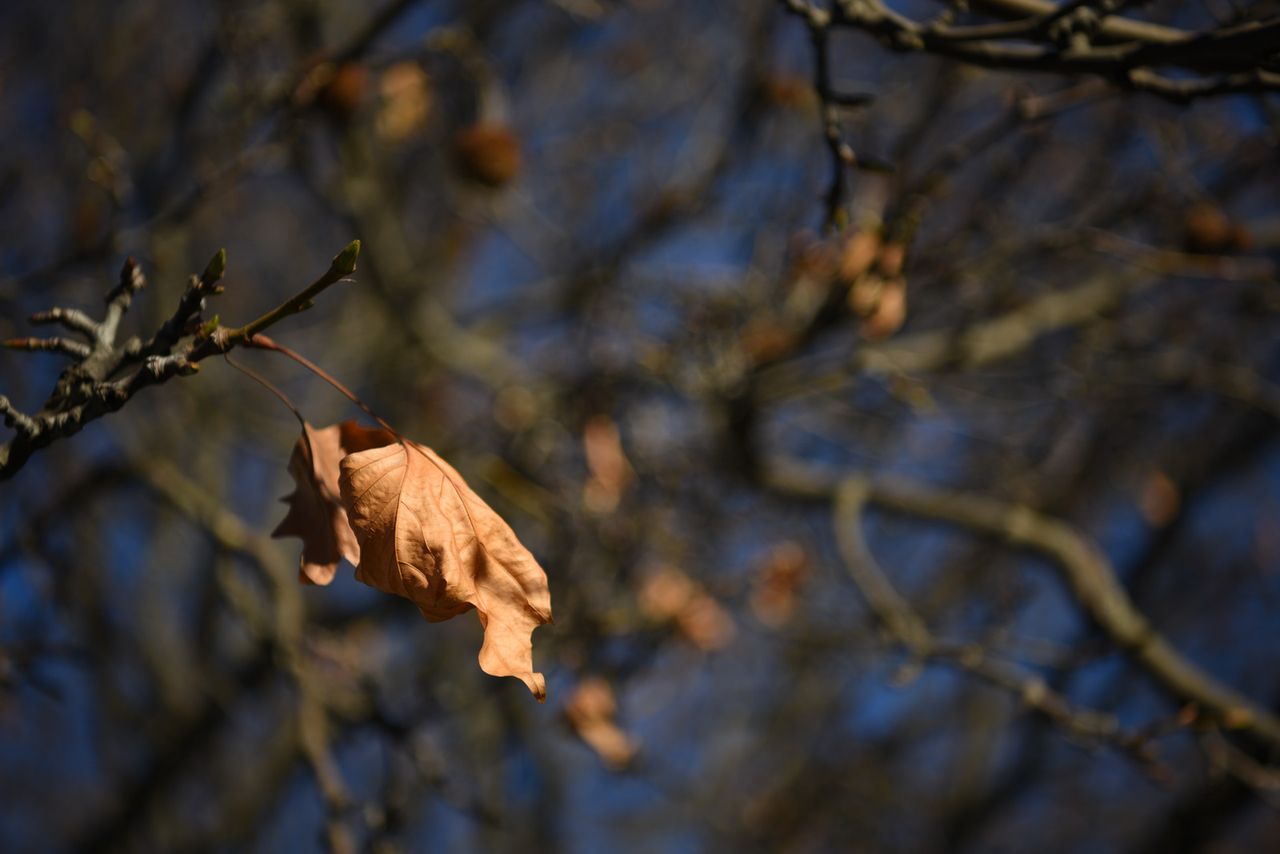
833, 477, 1167, 762
0, 242, 361, 481
28, 307, 100, 338
781, 0, 890, 226
0, 396, 39, 437
767, 460, 1280, 752
780, 0, 1280, 136
756, 268, 1152, 402
3, 336, 93, 359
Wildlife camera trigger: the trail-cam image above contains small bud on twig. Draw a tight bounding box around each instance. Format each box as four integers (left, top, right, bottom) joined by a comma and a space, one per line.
201, 248, 227, 288
197, 315, 221, 338
330, 240, 361, 276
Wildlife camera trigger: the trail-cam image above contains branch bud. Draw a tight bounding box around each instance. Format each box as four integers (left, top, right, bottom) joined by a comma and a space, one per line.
197, 315, 221, 337
330, 240, 361, 276
119, 256, 146, 294
201, 248, 227, 287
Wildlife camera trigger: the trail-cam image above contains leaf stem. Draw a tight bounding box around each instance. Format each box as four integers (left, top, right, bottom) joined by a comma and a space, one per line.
222, 351, 306, 429
245, 333, 399, 437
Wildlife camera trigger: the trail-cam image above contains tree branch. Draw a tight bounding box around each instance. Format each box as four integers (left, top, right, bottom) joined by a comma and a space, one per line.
781, 0, 1280, 111
0, 240, 360, 481
766, 459, 1280, 753
833, 477, 1165, 760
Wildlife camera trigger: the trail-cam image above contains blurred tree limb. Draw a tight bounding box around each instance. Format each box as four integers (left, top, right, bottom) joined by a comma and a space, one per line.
781, 0, 1280, 219
783, 1, 1280, 102
767, 459, 1280, 754
830, 475, 1172, 768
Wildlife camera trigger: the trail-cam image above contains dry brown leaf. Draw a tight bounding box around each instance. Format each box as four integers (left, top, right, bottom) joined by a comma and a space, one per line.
677, 595, 736, 651
739, 317, 797, 365
839, 228, 880, 282
376, 61, 432, 142
637, 565, 735, 652
273, 421, 396, 585
637, 564, 697, 622
1139, 470, 1180, 527
848, 272, 886, 317
749, 541, 811, 628
339, 437, 553, 700
876, 241, 907, 278
860, 276, 907, 340
582, 415, 633, 514
564, 677, 638, 769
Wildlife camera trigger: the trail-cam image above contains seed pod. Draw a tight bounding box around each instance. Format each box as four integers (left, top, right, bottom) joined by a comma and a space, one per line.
1182, 203, 1232, 254
317, 62, 369, 122
454, 122, 522, 187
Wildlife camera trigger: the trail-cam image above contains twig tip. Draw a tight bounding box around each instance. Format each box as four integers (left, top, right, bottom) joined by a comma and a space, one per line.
202, 248, 228, 286
331, 240, 361, 276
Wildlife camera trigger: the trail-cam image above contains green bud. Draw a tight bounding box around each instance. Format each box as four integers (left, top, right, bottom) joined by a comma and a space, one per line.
202, 248, 227, 286
330, 239, 361, 275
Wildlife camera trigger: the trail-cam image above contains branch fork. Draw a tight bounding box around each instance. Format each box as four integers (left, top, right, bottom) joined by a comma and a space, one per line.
0, 240, 361, 480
